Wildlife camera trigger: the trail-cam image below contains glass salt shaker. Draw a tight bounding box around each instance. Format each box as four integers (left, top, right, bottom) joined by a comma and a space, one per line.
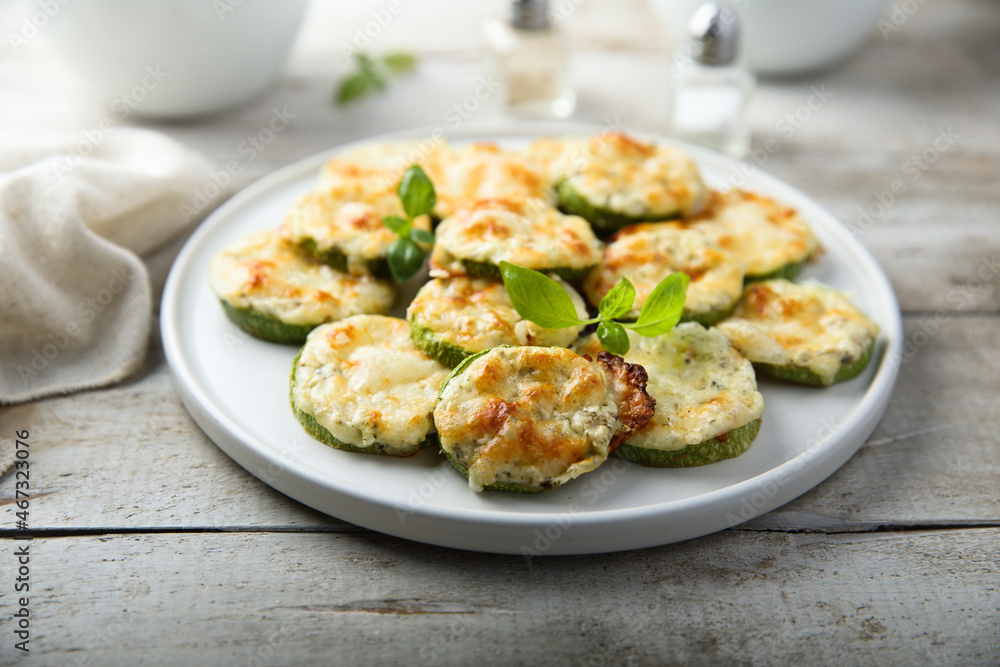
485, 0, 576, 119
667, 2, 754, 157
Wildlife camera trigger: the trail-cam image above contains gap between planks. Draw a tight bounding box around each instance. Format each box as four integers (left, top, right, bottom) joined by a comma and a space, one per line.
901, 310, 1000, 318
2, 521, 999, 540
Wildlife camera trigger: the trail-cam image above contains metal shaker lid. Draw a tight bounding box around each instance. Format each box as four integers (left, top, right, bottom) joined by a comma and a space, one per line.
687, 2, 740, 66
511, 0, 551, 31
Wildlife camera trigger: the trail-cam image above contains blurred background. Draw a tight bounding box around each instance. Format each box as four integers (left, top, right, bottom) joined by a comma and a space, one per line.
1, 0, 995, 311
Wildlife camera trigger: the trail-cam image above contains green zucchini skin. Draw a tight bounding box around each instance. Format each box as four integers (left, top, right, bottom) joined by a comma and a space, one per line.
220, 300, 315, 345
616, 417, 762, 467
289, 347, 436, 457
409, 320, 475, 369
298, 238, 391, 278
440, 449, 546, 493
436, 347, 548, 491
680, 303, 736, 327
617, 303, 735, 329
435, 346, 580, 492
743, 258, 809, 284
753, 340, 877, 387
556, 180, 680, 233
436, 348, 499, 400
460, 258, 594, 282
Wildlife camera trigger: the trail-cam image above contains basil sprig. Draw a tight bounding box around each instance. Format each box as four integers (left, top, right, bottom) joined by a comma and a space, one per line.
336, 52, 417, 105
383, 165, 436, 282
499, 261, 689, 356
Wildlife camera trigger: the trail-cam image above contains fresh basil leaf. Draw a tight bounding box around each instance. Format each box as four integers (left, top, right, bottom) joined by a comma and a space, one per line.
625, 272, 689, 337
336, 73, 370, 105
499, 261, 588, 329
598, 277, 636, 320
411, 228, 435, 245
398, 165, 436, 219
356, 53, 387, 91
387, 238, 425, 282
597, 321, 630, 356
335, 51, 417, 107
380, 52, 416, 74
383, 215, 411, 237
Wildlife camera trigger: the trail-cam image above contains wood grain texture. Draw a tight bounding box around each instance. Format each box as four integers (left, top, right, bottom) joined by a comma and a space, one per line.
0, 0, 998, 663
17, 529, 1000, 666
745, 315, 1000, 531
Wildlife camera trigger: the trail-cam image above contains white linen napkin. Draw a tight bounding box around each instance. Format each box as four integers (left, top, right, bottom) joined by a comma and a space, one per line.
0, 129, 219, 405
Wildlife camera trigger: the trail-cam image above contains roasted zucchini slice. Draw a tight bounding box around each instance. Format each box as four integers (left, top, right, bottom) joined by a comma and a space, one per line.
688, 190, 818, 283
218, 302, 315, 345
428, 198, 602, 279
290, 315, 450, 456
423, 141, 553, 219
434, 346, 655, 492
715, 279, 881, 387
407, 277, 588, 367
582, 222, 744, 325
318, 140, 443, 187
529, 132, 708, 232
208, 229, 395, 344
616, 419, 762, 467
574, 324, 764, 467
281, 169, 431, 277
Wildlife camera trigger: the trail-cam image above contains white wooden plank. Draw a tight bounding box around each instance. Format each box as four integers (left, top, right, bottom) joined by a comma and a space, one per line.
745, 314, 1000, 531
17, 529, 1000, 666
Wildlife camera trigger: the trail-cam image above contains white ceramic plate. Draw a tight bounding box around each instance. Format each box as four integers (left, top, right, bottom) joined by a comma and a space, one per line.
161, 122, 901, 555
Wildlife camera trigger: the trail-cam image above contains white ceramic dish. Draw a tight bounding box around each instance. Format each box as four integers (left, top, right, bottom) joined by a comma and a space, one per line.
161, 122, 901, 555
45, 0, 308, 118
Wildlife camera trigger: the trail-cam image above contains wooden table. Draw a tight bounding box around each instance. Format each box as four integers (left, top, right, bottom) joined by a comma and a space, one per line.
2, 1, 998, 663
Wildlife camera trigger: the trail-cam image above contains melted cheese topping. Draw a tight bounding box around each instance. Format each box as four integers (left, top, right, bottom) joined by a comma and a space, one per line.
435, 347, 620, 491
715, 280, 881, 386
575, 324, 763, 450
208, 230, 394, 325
408, 277, 588, 352
429, 199, 603, 277
689, 190, 818, 277
282, 165, 431, 274
524, 136, 583, 180
292, 315, 450, 454
583, 222, 744, 319
424, 142, 552, 218
532, 132, 707, 218
319, 140, 444, 185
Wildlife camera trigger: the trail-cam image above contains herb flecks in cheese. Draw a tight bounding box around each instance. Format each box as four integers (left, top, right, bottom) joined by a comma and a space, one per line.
688, 190, 818, 278
283, 161, 431, 274
532, 132, 708, 219
435, 346, 654, 491
583, 222, 743, 320
430, 199, 602, 278
575, 323, 763, 450
208, 229, 394, 325
716, 280, 881, 386
408, 277, 588, 353
292, 315, 450, 455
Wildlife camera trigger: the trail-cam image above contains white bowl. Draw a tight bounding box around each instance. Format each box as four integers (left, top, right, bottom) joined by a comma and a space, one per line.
652, 0, 890, 76
44, 0, 309, 118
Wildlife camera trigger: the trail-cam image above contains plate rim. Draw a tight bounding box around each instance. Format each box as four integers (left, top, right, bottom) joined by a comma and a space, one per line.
161, 120, 902, 554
